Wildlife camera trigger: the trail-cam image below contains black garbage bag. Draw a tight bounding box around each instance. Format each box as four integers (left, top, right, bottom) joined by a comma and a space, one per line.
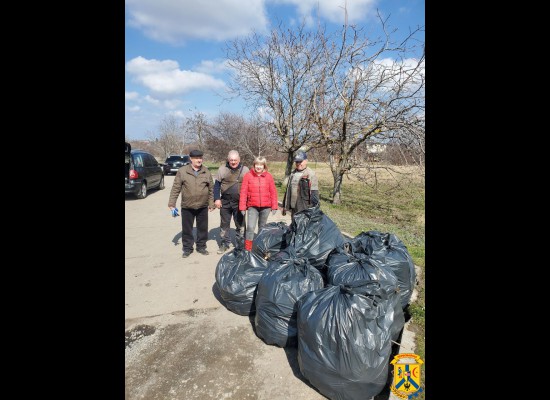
350, 231, 416, 309
254, 247, 324, 347
296, 280, 395, 400
215, 247, 269, 316
290, 205, 346, 270
251, 221, 292, 261
326, 249, 405, 342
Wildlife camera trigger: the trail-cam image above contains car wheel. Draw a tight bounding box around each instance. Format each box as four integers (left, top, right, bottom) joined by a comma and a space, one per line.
158, 175, 165, 190
136, 182, 147, 199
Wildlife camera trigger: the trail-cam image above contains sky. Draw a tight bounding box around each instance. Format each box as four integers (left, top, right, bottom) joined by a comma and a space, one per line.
125, 0, 425, 140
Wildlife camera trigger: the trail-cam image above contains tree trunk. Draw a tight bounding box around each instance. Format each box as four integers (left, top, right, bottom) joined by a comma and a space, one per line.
331, 169, 343, 204
284, 152, 294, 182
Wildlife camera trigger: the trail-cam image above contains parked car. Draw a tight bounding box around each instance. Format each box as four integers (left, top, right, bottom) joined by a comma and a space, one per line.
163, 154, 190, 175
125, 142, 165, 199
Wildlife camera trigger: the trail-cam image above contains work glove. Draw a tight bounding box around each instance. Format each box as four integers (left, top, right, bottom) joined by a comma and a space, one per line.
271, 210, 277, 216
241, 210, 246, 216
171, 207, 179, 217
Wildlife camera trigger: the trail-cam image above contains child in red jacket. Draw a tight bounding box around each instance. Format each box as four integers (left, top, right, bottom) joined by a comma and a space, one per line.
239, 156, 279, 251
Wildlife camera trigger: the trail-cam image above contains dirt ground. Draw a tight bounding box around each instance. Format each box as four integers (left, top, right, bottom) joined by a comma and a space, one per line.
125, 174, 415, 400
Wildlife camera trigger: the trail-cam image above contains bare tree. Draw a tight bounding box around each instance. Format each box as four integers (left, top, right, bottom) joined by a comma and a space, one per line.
239, 114, 276, 162
206, 112, 248, 162
310, 10, 425, 203
147, 115, 187, 158
224, 19, 327, 178
204, 112, 275, 165
183, 109, 211, 153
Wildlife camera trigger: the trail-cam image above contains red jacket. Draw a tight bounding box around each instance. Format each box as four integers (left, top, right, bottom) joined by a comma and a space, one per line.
239, 170, 279, 210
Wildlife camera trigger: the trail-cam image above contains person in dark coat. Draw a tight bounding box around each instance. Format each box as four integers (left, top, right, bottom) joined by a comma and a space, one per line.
213, 150, 249, 254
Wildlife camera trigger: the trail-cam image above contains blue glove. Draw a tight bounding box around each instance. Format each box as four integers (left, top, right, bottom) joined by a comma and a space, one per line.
171, 207, 179, 217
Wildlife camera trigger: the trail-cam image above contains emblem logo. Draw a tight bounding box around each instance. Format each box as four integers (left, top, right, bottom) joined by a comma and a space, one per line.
389, 353, 424, 399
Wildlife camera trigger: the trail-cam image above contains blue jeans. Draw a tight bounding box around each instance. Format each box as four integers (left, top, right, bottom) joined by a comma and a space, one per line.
245, 207, 270, 241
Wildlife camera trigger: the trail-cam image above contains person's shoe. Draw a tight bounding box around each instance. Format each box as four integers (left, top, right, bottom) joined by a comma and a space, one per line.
217, 244, 230, 254
182, 251, 192, 258
197, 248, 209, 255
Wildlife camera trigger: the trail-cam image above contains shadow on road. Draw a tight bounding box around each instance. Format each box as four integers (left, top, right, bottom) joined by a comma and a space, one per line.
170, 226, 223, 247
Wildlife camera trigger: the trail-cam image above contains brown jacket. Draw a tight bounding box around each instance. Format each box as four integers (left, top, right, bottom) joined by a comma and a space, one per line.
168, 164, 214, 209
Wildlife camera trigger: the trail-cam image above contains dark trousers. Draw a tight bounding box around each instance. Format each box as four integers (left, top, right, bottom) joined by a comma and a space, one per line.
180, 207, 208, 252
219, 196, 243, 245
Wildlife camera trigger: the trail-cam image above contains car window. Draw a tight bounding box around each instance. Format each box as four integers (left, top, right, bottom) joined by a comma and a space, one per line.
145, 154, 156, 167
133, 154, 144, 167
166, 155, 188, 162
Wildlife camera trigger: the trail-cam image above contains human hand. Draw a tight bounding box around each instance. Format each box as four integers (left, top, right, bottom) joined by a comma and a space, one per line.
281, 209, 287, 216
241, 210, 246, 216
271, 210, 277, 216
214, 199, 222, 209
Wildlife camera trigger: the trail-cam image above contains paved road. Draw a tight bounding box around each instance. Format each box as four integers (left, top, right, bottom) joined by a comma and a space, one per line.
125, 174, 416, 400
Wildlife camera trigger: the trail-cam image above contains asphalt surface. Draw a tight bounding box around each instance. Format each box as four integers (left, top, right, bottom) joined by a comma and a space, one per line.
125, 174, 418, 400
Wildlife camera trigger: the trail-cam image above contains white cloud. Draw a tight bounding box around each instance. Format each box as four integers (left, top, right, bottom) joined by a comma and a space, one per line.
162, 99, 182, 109
126, 1, 379, 44
126, 0, 270, 44
270, 0, 378, 25
126, 56, 226, 97
195, 59, 231, 75
169, 110, 187, 118
125, 91, 139, 100
127, 105, 140, 112
143, 95, 160, 105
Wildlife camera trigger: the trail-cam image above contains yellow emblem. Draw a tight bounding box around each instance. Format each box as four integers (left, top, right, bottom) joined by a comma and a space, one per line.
390, 353, 424, 399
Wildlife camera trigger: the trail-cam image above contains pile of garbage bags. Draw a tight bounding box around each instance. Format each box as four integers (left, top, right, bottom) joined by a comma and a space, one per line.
214, 205, 416, 400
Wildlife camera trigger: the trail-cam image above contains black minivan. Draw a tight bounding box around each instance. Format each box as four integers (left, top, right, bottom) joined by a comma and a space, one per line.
125, 142, 165, 199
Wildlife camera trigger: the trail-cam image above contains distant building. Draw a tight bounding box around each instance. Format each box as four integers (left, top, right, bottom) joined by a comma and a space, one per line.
366, 143, 386, 154
364, 142, 386, 162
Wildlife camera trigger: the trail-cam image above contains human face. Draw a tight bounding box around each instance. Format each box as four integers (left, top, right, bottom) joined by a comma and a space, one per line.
228, 156, 240, 168
190, 156, 203, 169
254, 163, 265, 173
295, 159, 307, 171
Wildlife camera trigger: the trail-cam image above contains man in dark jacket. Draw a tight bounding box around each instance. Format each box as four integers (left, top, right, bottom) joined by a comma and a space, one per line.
168, 149, 215, 258
282, 150, 319, 218
213, 150, 249, 254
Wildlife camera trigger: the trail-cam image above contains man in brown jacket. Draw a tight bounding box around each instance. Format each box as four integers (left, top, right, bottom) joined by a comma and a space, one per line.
168, 149, 215, 258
